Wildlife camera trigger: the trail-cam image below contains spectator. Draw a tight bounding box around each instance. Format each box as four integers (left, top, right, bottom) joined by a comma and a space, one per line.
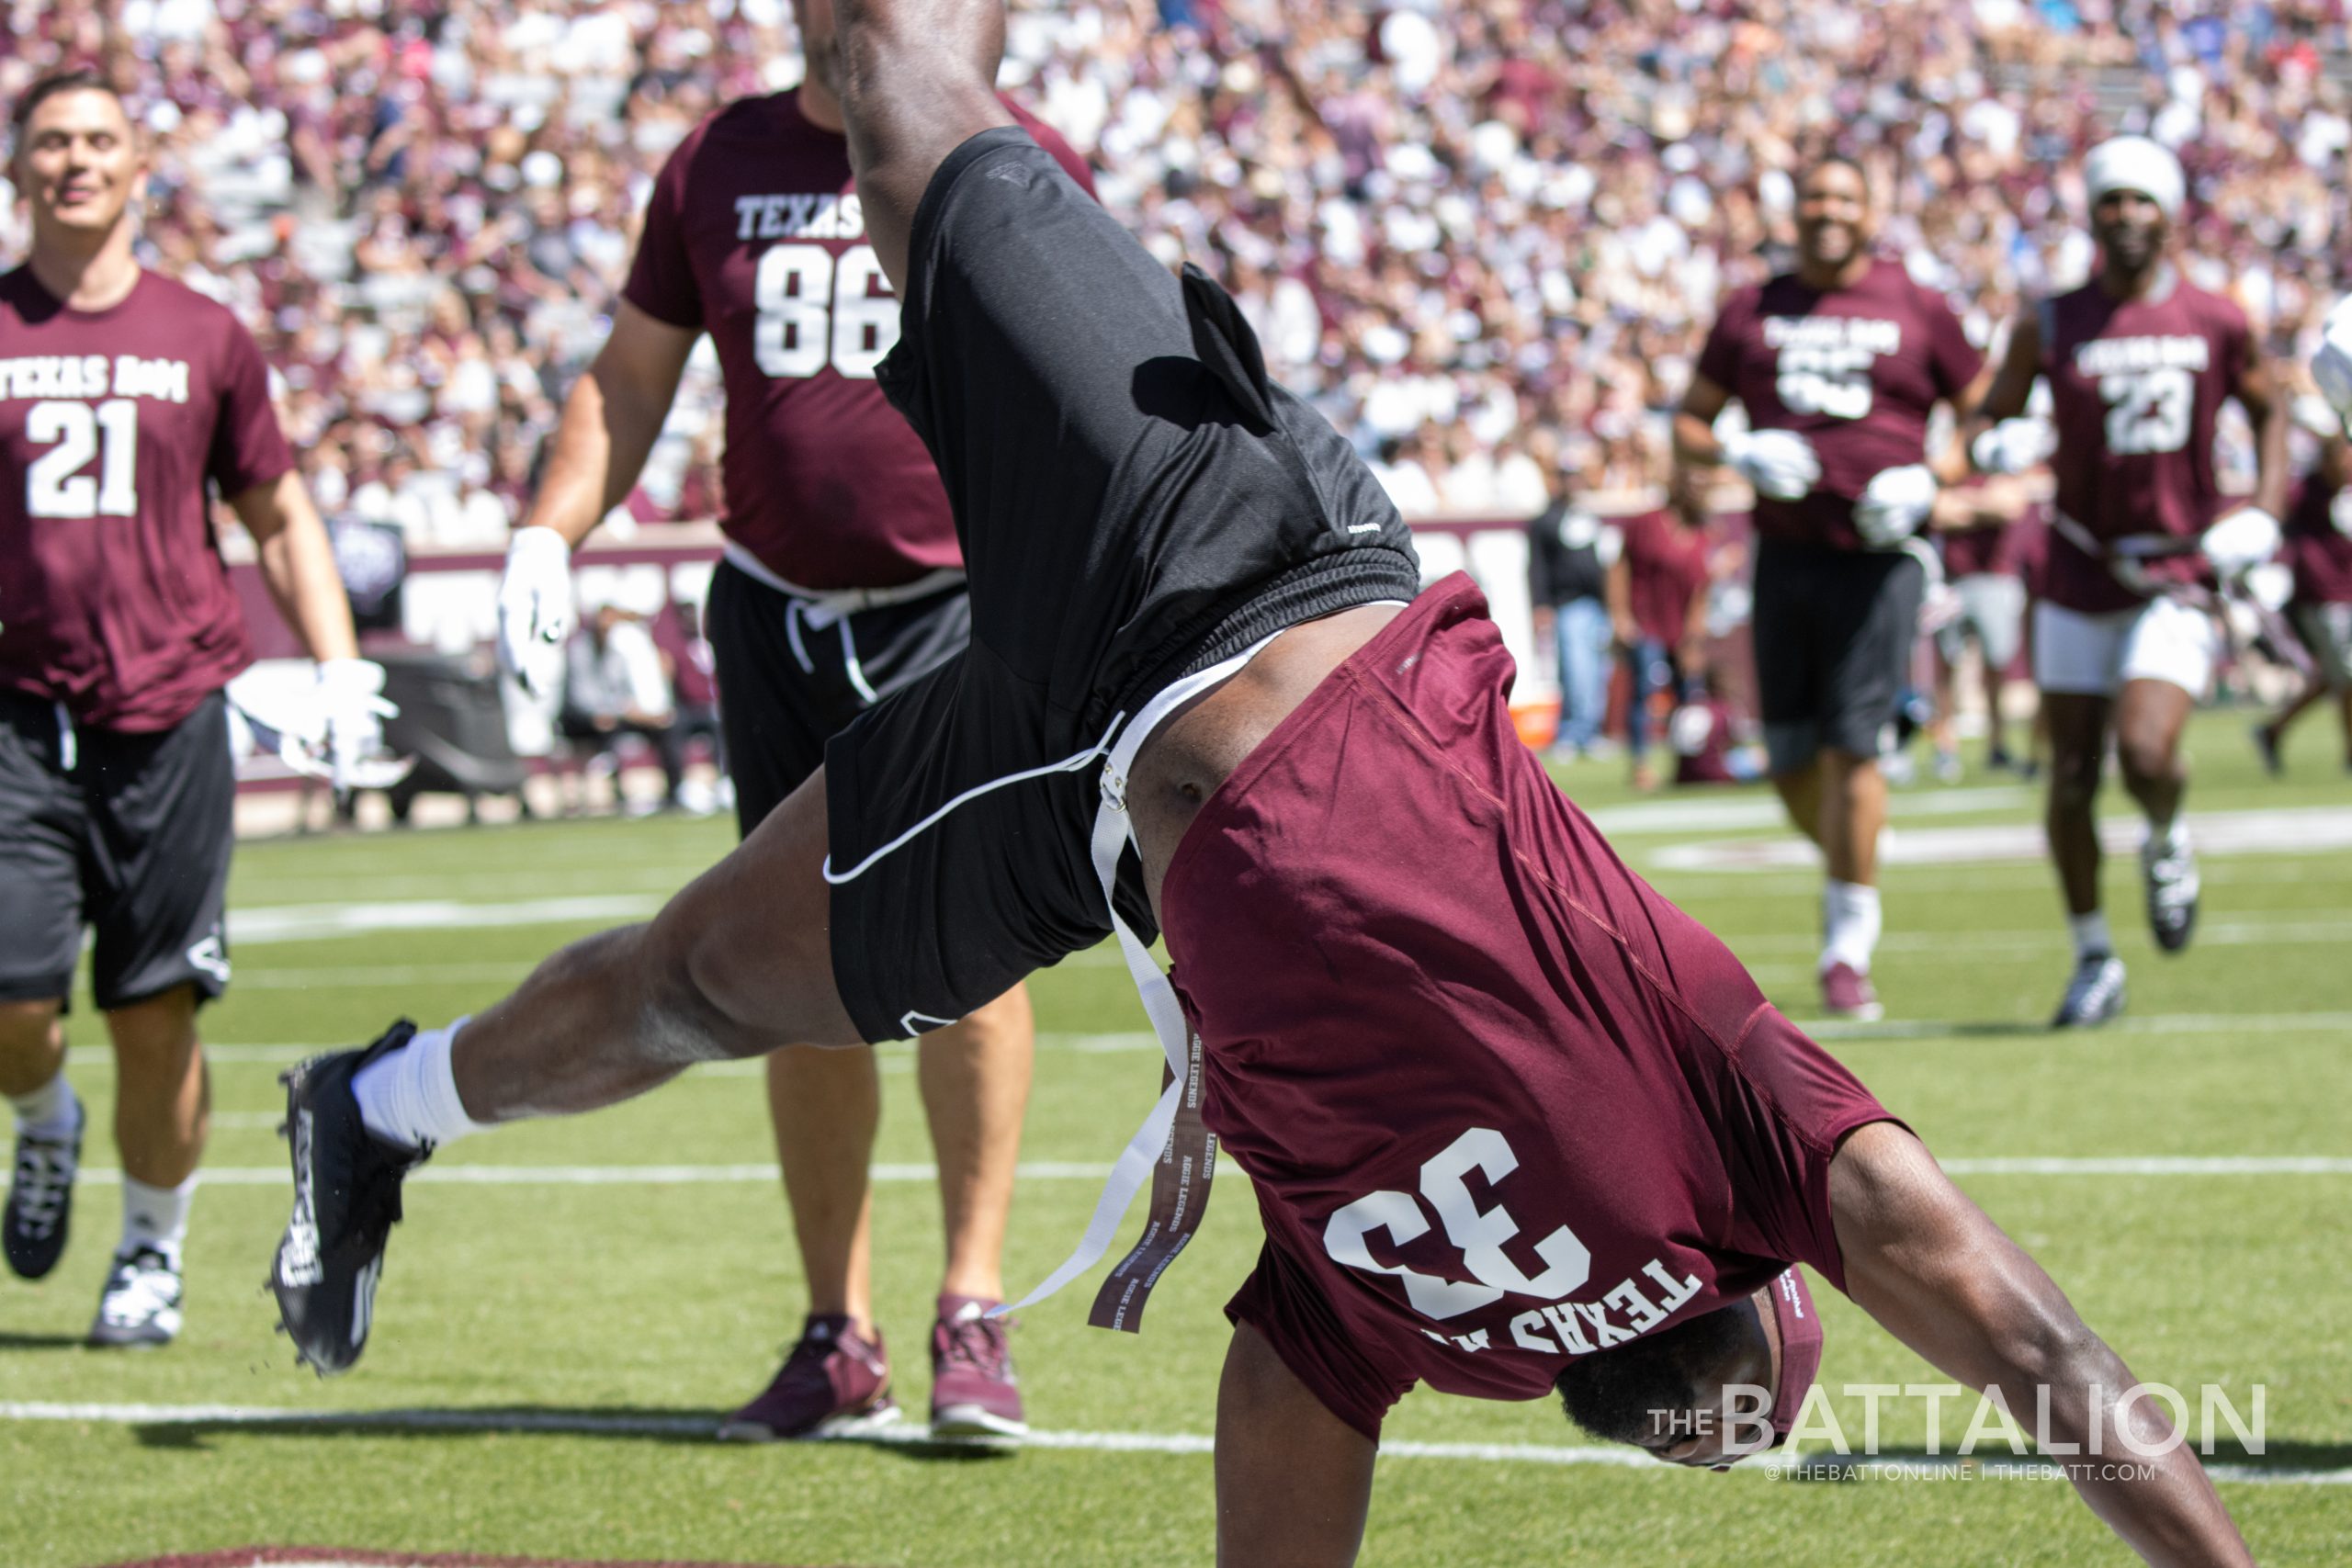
559, 604, 675, 812
1608, 466, 1714, 791
654, 598, 723, 814
1526, 470, 1618, 761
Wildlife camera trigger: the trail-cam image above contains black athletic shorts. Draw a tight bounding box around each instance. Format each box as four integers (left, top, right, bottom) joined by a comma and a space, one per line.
1750, 539, 1927, 774
0, 689, 235, 1011
826, 125, 1421, 1042
706, 559, 973, 835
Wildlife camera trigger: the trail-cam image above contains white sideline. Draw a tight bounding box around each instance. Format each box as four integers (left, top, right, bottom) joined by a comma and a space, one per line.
68, 1154, 2352, 1187
0, 1401, 2339, 1484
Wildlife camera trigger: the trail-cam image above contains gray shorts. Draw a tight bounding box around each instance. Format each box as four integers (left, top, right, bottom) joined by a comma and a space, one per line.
1935, 572, 2027, 677
2292, 601, 2352, 693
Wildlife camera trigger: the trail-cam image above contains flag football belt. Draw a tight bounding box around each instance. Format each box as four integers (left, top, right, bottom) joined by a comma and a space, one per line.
2051, 512, 2312, 680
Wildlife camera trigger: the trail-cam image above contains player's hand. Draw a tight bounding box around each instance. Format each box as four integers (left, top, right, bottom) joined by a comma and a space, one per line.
1853, 464, 1939, 548
2312, 295, 2352, 423
1968, 418, 2054, 476
1720, 429, 1819, 502
2202, 507, 2282, 580
316, 658, 400, 792
496, 527, 575, 698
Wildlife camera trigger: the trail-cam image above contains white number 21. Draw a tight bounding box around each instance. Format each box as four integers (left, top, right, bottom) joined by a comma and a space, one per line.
26, 399, 140, 519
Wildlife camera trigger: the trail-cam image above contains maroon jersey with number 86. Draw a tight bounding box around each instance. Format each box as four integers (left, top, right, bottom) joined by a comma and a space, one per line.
0, 268, 293, 730
624, 92, 1094, 592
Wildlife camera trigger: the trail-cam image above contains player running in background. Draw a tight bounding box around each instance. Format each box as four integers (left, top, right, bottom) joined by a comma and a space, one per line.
1970, 136, 2289, 1028
1675, 155, 1991, 1023
2251, 402, 2352, 773
490, 0, 1091, 1439
266, 6, 2254, 1559
1606, 463, 1713, 792
1926, 474, 2036, 778
1, 72, 383, 1345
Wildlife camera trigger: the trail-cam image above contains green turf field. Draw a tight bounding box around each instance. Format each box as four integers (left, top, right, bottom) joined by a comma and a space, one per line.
4, 709, 2347, 1566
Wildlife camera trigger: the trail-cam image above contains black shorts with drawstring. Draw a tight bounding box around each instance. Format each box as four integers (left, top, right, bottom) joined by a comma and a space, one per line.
822, 126, 1421, 1042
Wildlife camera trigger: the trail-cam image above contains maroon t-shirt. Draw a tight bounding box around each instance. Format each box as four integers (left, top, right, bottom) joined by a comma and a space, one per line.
1696, 258, 1981, 551
2040, 271, 2248, 614
0, 268, 293, 730
623, 92, 1094, 591
1619, 509, 1710, 645
1164, 576, 1894, 1439
2283, 473, 2352, 607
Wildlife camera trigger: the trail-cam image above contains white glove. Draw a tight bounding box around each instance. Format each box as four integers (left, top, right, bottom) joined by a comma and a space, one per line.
2331, 488, 2352, 541
496, 527, 575, 699
2202, 506, 2282, 579
1969, 418, 2054, 475
1853, 464, 1939, 548
2312, 295, 2352, 423
1720, 428, 1820, 502
317, 658, 400, 791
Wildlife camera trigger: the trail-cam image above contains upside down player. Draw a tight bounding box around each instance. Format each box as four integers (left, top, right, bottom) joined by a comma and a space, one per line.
1968, 137, 2289, 1028
492, 0, 1093, 1440
267, 8, 2253, 1561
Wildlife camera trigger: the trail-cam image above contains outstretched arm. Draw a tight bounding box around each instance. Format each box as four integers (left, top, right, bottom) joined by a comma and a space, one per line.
1216, 1323, 1377, 1568
834, 0, 1013, 291
1829, 1122, 2253, 1566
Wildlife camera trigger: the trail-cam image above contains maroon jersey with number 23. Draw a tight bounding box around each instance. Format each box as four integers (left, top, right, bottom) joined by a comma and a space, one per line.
2040, 269, 2250, 614
0, 268, 293, 730
624, 92, 1094, 592
1696, 257, 1982, 551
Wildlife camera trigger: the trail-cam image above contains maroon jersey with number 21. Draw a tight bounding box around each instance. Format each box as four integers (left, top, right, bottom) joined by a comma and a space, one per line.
1696, 256, 1982, 551
624, 92, 1094, 592
0, 268, 293, 730
1165, 576, 1895, 1439
2040, 269, 2250, 614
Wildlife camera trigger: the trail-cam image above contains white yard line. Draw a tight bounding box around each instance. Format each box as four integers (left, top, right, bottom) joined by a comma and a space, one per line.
71, 1154, 2352, 1187
1650, 805, 2352, 873
0, 1401, 2336, 1483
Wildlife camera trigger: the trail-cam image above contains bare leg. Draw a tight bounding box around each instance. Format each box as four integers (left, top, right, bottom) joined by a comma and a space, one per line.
450, 771, 862, 1122
1816, 748, 1885, 886
1216, 1322, 1376, 1567
2112, 678, 2193, 830
2042, 693, 2111, 917
1770, 758, 1826, 852
918, 982, 1031, 1301
835, 0, 1013, 291
2338, 686, 2352, 765
0, 1000, 66, 1100
766, 1044, 882, 1332
105, 987, 206, 1188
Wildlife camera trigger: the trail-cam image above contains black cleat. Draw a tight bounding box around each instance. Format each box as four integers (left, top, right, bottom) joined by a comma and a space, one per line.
2051, 953, 2127, 1029
6, 1100, 85, 1280
269, 1021, 432, 1375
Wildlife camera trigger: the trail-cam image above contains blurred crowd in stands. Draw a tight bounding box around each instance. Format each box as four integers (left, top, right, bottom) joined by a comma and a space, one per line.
5, 0, 2351, 543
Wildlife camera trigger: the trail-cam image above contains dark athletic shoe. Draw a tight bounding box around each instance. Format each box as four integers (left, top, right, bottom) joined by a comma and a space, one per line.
930, 1295, 1026, 1439
718, 1314, 899, 1440
2052, 953, 2127, 1029
2142, 840, 2200, 954
269, 1021, 432, 1375
2251, 724, 2284, 777
5, 1100, 85, 1280
1818, 962, 1883, 1022
88, 1246, 183, 1348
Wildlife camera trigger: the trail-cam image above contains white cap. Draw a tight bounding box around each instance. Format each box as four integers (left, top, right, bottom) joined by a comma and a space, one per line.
2084, 135, 2185, 220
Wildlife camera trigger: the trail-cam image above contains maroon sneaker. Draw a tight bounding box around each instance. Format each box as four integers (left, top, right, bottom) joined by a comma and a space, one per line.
717, 1314, 899, 1441
930, 1294, 1026, 1438
1819, 961, 1883, 1022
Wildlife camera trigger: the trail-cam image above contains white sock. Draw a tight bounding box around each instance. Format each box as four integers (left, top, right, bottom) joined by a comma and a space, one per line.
1820, 880, 1883, 972
352, 1017, 491, 1153
2069, 911, 2114, 961
120, 1175, 195, 1269
2146, 817, 2188, 858
8, 1070, 77, 1137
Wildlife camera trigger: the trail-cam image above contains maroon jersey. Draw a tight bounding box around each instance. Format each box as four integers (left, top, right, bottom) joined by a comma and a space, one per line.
1696, 258, 1981, 551
1619, 509, 1710, 645
2284, 472, 2352, 607
2040, 271, 2249, 614
0, 268, 292, 730
624, 93, 1094, 591
1165, 577, 1893, 1438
